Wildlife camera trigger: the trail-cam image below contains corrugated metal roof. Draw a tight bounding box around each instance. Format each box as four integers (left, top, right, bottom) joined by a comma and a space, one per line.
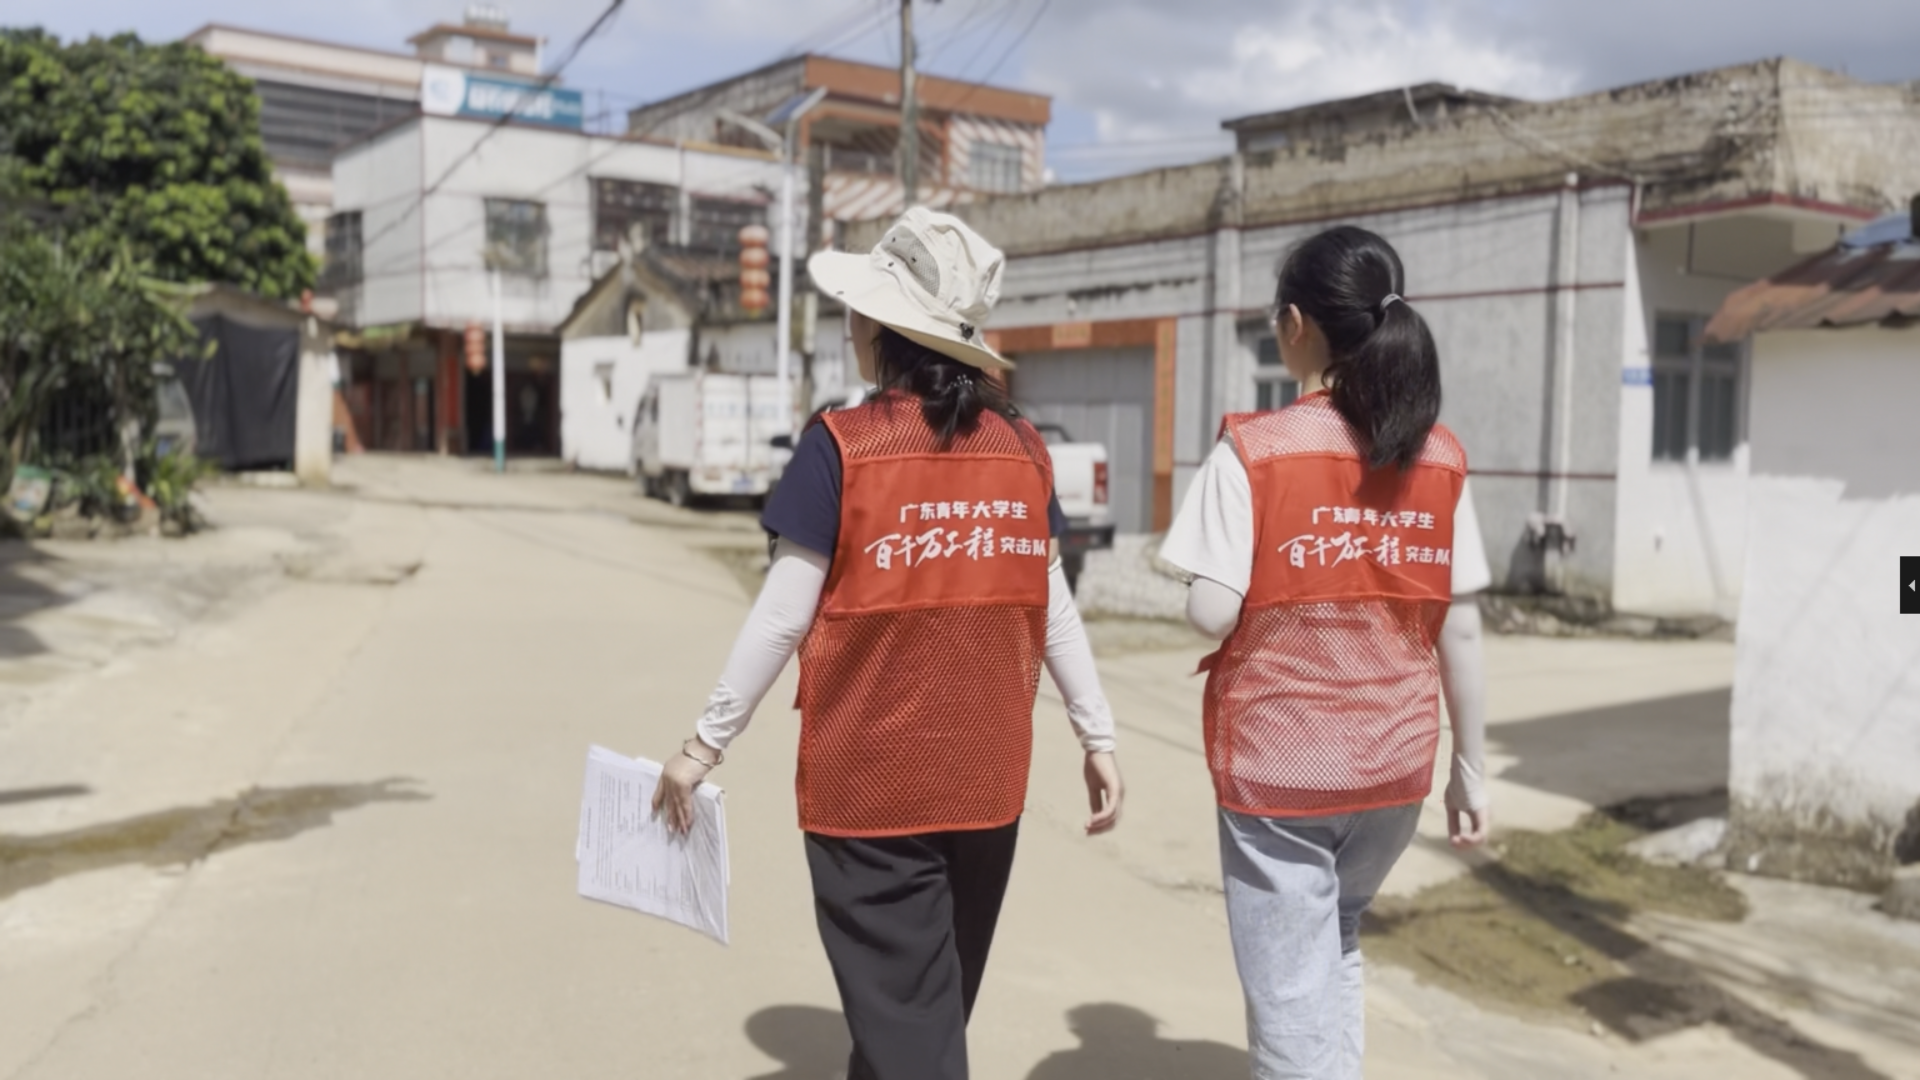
1703, 214, 1920, 343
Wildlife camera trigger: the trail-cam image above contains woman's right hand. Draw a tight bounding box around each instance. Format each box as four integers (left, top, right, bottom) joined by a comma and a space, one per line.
1083, 751, 1124, 835
651, 743, 717, 835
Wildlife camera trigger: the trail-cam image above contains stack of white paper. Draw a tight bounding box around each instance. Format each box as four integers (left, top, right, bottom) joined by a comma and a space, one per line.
575, 745, 730, 945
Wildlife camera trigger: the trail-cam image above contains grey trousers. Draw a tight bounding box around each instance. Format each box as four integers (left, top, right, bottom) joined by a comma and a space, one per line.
1218, 803, 1423, 1080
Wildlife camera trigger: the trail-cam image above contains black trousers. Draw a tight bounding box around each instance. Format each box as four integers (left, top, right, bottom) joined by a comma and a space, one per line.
803, 819, 1020, 1080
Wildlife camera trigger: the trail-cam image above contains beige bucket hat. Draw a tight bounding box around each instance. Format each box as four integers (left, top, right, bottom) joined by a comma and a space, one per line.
808, 207, 1012, 372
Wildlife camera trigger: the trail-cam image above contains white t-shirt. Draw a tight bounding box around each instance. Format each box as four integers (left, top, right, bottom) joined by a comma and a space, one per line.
1160, 435, 1492, 597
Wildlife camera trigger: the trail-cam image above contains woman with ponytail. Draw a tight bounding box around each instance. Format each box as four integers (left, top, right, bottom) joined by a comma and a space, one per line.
1160, 225, 1491, 1079
652, 208, 1124, 1080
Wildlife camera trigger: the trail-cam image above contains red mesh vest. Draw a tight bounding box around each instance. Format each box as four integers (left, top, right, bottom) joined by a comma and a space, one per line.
1202, 392, 1467, 817
795, 397, 1054, 837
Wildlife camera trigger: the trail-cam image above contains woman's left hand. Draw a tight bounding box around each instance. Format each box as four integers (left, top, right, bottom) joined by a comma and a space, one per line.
651, 745, 716, 835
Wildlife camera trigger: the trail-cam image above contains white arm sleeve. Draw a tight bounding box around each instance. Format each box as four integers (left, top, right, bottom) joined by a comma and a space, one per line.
1437, 595, 1490, 812
1187, 577, 1244, 640
693, 538, 828, 752
1044, 560, 1117, 753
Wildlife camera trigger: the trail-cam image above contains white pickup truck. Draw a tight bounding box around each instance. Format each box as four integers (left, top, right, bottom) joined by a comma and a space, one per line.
796, 390, 1114, 590
634, 373, 785, 507
1027, 420, 1115, 592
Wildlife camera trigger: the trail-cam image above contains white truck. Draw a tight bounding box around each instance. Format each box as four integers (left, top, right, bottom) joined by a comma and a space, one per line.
1028, 420, 1115, 592
633, 373, 785, 507
798, 390, 1114, 590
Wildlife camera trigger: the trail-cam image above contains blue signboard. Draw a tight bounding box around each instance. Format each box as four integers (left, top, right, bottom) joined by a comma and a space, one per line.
421, 65, 584, 130
1622, 367, 1654, 387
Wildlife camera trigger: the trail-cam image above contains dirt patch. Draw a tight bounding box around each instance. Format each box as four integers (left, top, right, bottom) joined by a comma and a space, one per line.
1363, 802, 1895, 1076
1364, 809, 1747, 1021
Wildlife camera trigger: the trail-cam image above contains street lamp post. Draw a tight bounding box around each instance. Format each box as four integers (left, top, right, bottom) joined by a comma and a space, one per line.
721, 87, 829, 437
490, 264, 506, 473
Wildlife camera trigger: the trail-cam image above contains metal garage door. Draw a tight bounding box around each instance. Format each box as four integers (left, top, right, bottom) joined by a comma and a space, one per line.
1011, 347, 1155, 534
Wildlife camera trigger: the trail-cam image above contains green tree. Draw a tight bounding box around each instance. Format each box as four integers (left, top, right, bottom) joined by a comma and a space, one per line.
0, 28, 314, 299
0, 212, 197, 470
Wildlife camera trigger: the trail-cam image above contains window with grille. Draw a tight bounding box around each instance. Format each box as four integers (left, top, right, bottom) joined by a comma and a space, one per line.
1651, 314, 1743, 463
322, 210, 363, 288
484, 198, 548, 276
688, 196, 766, 253
969, 142, 1025, 194
1254, 336, 1301, 411
592, 178, 677, 252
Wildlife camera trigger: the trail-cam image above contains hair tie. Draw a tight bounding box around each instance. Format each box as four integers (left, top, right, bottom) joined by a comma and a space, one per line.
1380, 293, 1404, 312
955, 373, 975, 389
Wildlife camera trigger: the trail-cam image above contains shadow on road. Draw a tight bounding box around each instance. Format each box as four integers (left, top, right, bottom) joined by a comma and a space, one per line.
742, 1005, 849, 1080
1495, 688, 1731, 808
0, 779, 428, 902
1025, 1003, 1248, 1080
0, 545, 79, 660
0, 783, 91, 807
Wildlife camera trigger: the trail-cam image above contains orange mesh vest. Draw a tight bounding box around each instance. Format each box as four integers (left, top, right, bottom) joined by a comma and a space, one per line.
1202, 392, 1467, 817
795, 398, 1054, 837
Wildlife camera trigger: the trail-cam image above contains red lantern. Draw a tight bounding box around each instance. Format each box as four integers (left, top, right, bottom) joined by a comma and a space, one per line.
464, 322, 487, 375
739, 224, 771, 316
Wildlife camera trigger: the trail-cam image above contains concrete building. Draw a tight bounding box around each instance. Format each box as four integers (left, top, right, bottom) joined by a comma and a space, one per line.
556, 249, 851, 473
627, 54, 1051, 232
847, 58, 1920, 611
1703, 208, 1920, 892
325, 113, 785, 455
185, 10, 556, 260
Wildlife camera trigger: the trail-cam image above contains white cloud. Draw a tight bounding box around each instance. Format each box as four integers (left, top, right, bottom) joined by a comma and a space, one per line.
1069, 2, 1578, 143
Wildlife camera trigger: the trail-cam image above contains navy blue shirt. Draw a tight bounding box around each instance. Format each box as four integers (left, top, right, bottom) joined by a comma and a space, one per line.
764, 420, 1067, 560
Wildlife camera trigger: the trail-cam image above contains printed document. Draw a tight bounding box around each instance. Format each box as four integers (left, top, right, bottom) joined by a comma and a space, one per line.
575, 745, 729, 944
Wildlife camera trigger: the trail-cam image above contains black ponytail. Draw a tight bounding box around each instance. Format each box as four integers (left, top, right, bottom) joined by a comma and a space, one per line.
1275, 226, 1441, 471
869, 325, 1017, 448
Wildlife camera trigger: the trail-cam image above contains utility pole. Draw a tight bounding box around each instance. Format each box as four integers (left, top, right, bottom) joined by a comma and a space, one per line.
490, 266, 506, 473
898, 0, 918, 205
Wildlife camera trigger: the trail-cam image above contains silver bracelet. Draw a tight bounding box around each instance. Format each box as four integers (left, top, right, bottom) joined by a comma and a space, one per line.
681, 738, 723, 768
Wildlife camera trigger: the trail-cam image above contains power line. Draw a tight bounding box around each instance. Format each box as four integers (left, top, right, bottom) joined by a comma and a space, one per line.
939, 0, 1027, 84
946, 0, 1053, 111
922, 0, 1018, 67
783, 0, 883, 57
356, 0, 629, 257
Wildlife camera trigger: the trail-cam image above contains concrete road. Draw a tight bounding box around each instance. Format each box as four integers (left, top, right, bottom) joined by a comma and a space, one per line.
0, 457, 1914, 1079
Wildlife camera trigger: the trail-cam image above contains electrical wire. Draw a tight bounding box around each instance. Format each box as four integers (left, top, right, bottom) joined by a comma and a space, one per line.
921, 0, 1019, 67
355, 0, 629, 256
945, 0, 1053, 112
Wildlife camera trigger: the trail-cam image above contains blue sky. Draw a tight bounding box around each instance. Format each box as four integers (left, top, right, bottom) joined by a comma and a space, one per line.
12, 1, 1920, 182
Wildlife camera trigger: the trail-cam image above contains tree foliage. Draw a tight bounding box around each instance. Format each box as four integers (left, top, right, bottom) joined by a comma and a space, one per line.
0, 27, 314, 299
0, 214, 196, 469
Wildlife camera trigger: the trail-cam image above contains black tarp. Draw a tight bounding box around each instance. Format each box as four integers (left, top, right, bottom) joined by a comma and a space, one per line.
173, 314, 298, 470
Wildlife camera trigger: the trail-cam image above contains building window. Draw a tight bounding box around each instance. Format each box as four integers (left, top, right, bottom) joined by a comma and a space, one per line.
592, 178, 677, 252
1254, 337, 1301, 411
322, 210, 362, 288
969, 142, 1025, 194
1652, 314, 1743, 463
689, 196, 765, 253
484, 198, 547, 276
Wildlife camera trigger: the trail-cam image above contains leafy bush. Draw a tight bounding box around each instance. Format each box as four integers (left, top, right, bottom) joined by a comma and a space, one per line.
137, 443, 216, 532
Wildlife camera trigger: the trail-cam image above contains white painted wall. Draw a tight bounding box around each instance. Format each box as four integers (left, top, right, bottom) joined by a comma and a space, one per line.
1612, 224, 1759, 617
335, 117, 785, 333
1732, 325, 1920, 859
559, 329, 691, 472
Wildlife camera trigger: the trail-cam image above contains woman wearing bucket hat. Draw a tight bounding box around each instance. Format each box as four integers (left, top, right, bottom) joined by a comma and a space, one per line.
653, 207, 1125, 1080
1160, 225, 1491, 1079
